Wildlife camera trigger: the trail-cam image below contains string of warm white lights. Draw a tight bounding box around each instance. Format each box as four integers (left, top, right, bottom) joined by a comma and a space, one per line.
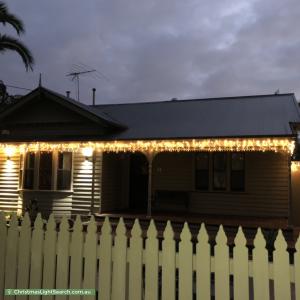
0, 138, 295, 155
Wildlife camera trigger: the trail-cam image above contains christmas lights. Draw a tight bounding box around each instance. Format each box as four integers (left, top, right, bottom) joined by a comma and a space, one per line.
0, 138, 295, 155
291, 161, 300, 172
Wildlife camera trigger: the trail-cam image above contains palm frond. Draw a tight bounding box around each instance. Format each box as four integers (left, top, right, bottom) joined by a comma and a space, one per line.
0, 2, 24, 35
0, 34, 34, 71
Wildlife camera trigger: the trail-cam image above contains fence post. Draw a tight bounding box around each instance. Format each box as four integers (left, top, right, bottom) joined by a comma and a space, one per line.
16, 213, 31, 292
0, 212, 7, 300
111, 218, 127, 300
233, 226, 249, 300
145, 220, 158, 300
69, 215, 83, 300
98, 217, 112, 300
162, 221, 175, 300
4, 213, 19, 300
56, 216, 70, 300
273, 230, 291, 299
128, 219, 143, 300
196, 223, 210, 300
29, 214, 44, 300
179, 222, 192, 300
83, 216, 98, 299
215, 225, 229, 300
253, 228, 269, 300
42, 214, 57, 300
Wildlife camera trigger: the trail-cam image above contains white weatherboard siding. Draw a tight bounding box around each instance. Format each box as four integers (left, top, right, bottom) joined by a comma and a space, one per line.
0, 152, 20, 212
0, 151, 103, 217
72, 151, 102, 215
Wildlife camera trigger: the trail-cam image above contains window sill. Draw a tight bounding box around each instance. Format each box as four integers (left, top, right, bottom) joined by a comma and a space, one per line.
18, 189, 73, 194
192, 190, 247, 194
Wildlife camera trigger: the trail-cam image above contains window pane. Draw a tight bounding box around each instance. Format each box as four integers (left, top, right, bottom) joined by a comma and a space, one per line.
195, 153, 209, 190
24, 153, 35, 189
196, 153, 209, 169
57, 152, 72, 190
231, 153, 244, 170
39, 152, 52, 190
213, 153, 227, 190
231, 153, 245, 191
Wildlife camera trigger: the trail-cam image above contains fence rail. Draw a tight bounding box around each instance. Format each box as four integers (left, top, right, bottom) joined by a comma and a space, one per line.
0, 211, 299, 300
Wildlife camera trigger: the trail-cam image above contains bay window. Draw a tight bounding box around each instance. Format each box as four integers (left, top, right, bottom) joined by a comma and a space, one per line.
21, 151, 72, 191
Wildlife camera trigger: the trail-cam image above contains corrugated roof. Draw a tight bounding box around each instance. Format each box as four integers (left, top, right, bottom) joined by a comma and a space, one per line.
92, 94, 300, 140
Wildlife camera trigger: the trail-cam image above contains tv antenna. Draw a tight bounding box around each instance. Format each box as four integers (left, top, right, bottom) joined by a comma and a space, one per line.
66, 69, 96, 101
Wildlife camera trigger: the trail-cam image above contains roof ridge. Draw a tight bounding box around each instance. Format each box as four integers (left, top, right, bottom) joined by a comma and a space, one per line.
92, 93, 295, 107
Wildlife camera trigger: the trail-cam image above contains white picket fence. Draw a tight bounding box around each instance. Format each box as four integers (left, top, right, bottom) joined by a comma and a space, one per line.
0, 211, 299, 300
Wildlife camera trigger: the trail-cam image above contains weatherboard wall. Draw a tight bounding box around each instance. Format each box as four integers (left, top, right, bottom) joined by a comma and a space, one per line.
152, 152, 290, 217
0, 152, 20, 213
0, 151, 102, 217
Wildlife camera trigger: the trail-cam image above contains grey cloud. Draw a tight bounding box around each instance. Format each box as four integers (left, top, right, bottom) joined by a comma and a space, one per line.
1, 0, 300, 104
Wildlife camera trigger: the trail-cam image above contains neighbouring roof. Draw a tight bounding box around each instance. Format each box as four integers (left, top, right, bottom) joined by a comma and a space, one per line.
93, 94, 300, 140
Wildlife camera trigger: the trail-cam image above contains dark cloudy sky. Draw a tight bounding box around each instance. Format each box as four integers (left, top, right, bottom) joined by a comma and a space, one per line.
1, 0, 300, 104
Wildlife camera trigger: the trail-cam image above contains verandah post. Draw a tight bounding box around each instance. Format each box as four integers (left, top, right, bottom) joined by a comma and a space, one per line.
145, 151, 156, 217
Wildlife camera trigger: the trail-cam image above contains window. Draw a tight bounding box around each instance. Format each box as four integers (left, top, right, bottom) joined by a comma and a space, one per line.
39, 152, 53, 190
24, 152, 35, 189
230, 153, 245, 191
57, 152, 72, 190
213, 153, 227, 190
22, 151, 72, 191
195, 153, 209, 190
194, 152, 246, 192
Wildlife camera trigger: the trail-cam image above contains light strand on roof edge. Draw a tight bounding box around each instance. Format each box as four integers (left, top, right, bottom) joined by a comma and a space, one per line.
0, 138, 295, 155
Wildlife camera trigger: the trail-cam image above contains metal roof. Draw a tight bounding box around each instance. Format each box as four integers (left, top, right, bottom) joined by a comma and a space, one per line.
92, 94, 300, 140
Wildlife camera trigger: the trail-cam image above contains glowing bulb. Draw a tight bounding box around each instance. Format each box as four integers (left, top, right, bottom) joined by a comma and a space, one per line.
4, 146, 16, 159
291, 161, 300, 172
82, 147, 93, 157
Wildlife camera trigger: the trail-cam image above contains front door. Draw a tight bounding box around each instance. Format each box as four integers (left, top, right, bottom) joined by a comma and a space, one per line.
129, 153, 148, 211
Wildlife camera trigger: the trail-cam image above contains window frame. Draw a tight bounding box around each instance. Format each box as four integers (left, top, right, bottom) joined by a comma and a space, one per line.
230, 152, 245, 191
194, 152, 246, 193
195, 152, 210, 191
20, 151, 73, 192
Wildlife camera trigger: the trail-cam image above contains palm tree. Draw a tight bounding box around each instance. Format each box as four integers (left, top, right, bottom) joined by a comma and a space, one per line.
0, 2, 34, 71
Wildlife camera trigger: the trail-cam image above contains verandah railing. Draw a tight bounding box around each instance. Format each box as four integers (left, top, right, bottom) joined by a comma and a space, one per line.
0, 212, 299, 300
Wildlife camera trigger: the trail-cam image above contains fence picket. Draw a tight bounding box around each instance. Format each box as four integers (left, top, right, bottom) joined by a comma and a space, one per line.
179, 222, 193, 300
69, 215, 83, 300
42, 214, 57, 300
196, 223, 210, 300
162, 221, 176, 300
111, 218, 127, 300
83, 216, 97, 298
295, 235, 300, 300
29, 214, 44, 300
4, 213, 19, 299
56, 216, 70, 300
273, 230, 291, 300
253, 228, 269, 300
0, 212, 7, 300
215, 225, 229, 300
233, 226, 249, 300
1, 212, 299, 300
16, 213, 31, 293
128, 219, 143, 300
98, 217, 112, 300
145, 220, 159, 300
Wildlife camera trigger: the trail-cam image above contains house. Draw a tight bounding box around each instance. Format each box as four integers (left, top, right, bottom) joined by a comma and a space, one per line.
0, 86, 300, 227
